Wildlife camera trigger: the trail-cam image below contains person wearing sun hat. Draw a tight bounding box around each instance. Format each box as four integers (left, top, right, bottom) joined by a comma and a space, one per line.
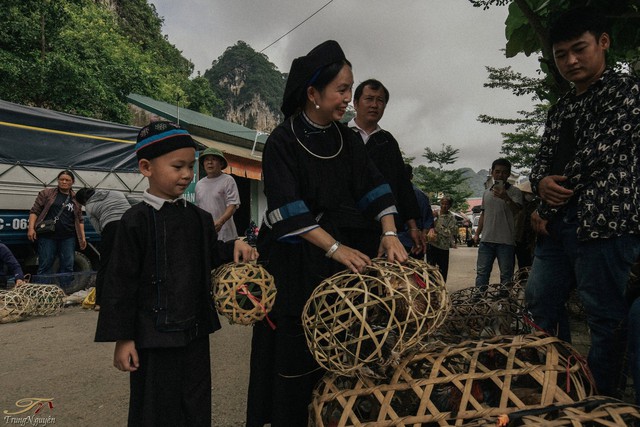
195, 147, 240, 242
95, 120, 257, 425
246, 41, 406, 427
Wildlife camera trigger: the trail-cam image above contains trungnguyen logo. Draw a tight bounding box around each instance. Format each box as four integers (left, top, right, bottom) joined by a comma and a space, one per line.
3, 398, 55, 426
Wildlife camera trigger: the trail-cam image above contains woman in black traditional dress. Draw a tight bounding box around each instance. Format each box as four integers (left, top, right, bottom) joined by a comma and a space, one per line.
246, 40, 407, 426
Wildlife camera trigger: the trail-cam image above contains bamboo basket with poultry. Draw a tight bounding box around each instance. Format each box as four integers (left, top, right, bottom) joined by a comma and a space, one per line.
0, 289, 33, 323
309, 333, 595, 427
302, 258, 450, 378
465, 396, 640, 426
13, 282, 65, 316
211, 262, 277, 326
433, 283, 531, 343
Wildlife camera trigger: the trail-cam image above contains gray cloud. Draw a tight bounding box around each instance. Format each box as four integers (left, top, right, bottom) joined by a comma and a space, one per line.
150, 0, 539, 172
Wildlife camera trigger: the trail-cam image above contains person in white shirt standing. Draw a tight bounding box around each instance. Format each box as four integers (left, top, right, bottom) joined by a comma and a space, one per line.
195, 147, 240, 242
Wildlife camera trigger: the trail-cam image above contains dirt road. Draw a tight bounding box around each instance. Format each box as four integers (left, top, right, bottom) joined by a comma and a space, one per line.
0, 247, 501, 426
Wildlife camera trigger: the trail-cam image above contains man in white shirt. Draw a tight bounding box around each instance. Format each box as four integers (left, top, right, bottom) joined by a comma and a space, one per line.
195, 147, 240, 242
348, 79, 424, 254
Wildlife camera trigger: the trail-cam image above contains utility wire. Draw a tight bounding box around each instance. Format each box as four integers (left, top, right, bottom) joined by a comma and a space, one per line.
259, 0, 335, 53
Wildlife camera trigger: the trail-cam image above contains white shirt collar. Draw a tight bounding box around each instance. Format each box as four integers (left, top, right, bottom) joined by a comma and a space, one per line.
143, 190, 186, 211
347, 118, 382, 143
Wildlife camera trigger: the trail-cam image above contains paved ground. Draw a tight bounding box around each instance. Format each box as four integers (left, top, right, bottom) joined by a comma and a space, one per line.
0, 247, 586, 426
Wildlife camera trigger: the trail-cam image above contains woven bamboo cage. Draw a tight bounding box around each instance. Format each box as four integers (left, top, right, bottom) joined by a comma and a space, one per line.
13, 283, 65, 316
512, 266, 585, 321
309, 334, 595, 427
211, 262, 276, 326
362, 258, 450, 344
512, 267, 531, 284
433, 284, 531, 343
302, 258, 450, 378
511, 268, 529, 306
465, 396, 640, 426
0, 290, 34, 323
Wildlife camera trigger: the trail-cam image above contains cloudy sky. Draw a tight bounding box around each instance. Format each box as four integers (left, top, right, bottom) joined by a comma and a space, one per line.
149, 0, 540, 173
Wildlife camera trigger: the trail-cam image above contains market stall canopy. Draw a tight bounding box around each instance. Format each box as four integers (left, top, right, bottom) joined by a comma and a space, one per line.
0, 100, 140, 173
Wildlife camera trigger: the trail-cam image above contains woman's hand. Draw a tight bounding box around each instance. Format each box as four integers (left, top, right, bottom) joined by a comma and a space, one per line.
331, 244, 371, 273
378, 215, 407, 263
378, 235, 408, 263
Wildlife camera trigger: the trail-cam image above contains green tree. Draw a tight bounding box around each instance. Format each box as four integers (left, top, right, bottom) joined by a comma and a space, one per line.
478, 100, 549, 174
470, 0, 640, 102
413, 144, 473, 212
0, 0, 196, 123
471, 0, 640, 172
184, 76, 223, 115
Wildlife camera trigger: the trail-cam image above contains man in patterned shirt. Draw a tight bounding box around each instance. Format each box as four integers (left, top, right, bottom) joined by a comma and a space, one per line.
525, 7, 640, 397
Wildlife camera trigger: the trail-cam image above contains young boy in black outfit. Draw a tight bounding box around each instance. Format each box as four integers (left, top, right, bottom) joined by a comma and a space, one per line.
95, 121, 257, 426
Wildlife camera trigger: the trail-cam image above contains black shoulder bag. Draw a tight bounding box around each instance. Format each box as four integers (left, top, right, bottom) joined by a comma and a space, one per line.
35, 194, 70, 236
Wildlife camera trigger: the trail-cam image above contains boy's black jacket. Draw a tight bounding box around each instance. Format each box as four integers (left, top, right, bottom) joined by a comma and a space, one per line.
95, 201, 235, 348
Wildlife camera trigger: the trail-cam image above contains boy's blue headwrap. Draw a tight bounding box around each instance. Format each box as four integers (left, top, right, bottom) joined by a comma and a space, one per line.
136, 121, 196, 160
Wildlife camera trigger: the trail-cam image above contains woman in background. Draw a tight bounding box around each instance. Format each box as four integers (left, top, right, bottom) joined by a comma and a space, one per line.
27, 170, 86, 286
427, 195, 458, 281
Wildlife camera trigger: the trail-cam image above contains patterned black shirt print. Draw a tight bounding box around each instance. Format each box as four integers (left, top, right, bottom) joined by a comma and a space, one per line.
530, 69, 640, 241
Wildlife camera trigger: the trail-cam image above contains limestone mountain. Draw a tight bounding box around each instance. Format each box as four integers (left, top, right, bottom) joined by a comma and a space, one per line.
204, 41, 285, 132
460, 168, 490, 197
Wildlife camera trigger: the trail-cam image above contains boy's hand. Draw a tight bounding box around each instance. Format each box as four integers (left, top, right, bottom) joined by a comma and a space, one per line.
114, 340, 139, 372
233, 239, 258, 263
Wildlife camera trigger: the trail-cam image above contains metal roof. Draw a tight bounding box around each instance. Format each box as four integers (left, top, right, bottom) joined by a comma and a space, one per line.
127, 93, 267, 152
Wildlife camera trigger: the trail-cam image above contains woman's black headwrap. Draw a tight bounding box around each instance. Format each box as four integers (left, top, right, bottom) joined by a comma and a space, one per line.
280, 40, 347, 119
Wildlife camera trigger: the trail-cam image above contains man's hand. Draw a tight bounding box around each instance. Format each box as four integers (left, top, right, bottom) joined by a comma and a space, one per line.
492, 185, 508, 200
409, 228, 425, 255
538, 175, 573, 206
114, 340, 139, 372
531, 210, 549, 236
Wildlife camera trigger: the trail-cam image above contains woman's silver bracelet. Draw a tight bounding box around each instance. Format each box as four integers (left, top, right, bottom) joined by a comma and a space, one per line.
325, 241, 341, 258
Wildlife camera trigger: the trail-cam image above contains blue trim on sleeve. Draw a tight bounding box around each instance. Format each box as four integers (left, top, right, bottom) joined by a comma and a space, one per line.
267, 200, 310, 225
356, 184, 392, 211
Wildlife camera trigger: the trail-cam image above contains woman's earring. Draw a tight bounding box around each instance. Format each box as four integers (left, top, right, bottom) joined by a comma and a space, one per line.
314, 102, 320, 110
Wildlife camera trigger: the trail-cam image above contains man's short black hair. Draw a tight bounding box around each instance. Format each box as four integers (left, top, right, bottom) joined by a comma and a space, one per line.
354, 79, 390, 103
491, 158, 511, 171
549, 7, 609, 45
75, 187, 95, 205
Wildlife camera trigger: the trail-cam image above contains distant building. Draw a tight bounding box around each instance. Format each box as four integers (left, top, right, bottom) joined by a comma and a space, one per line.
127, 93, 267, 234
